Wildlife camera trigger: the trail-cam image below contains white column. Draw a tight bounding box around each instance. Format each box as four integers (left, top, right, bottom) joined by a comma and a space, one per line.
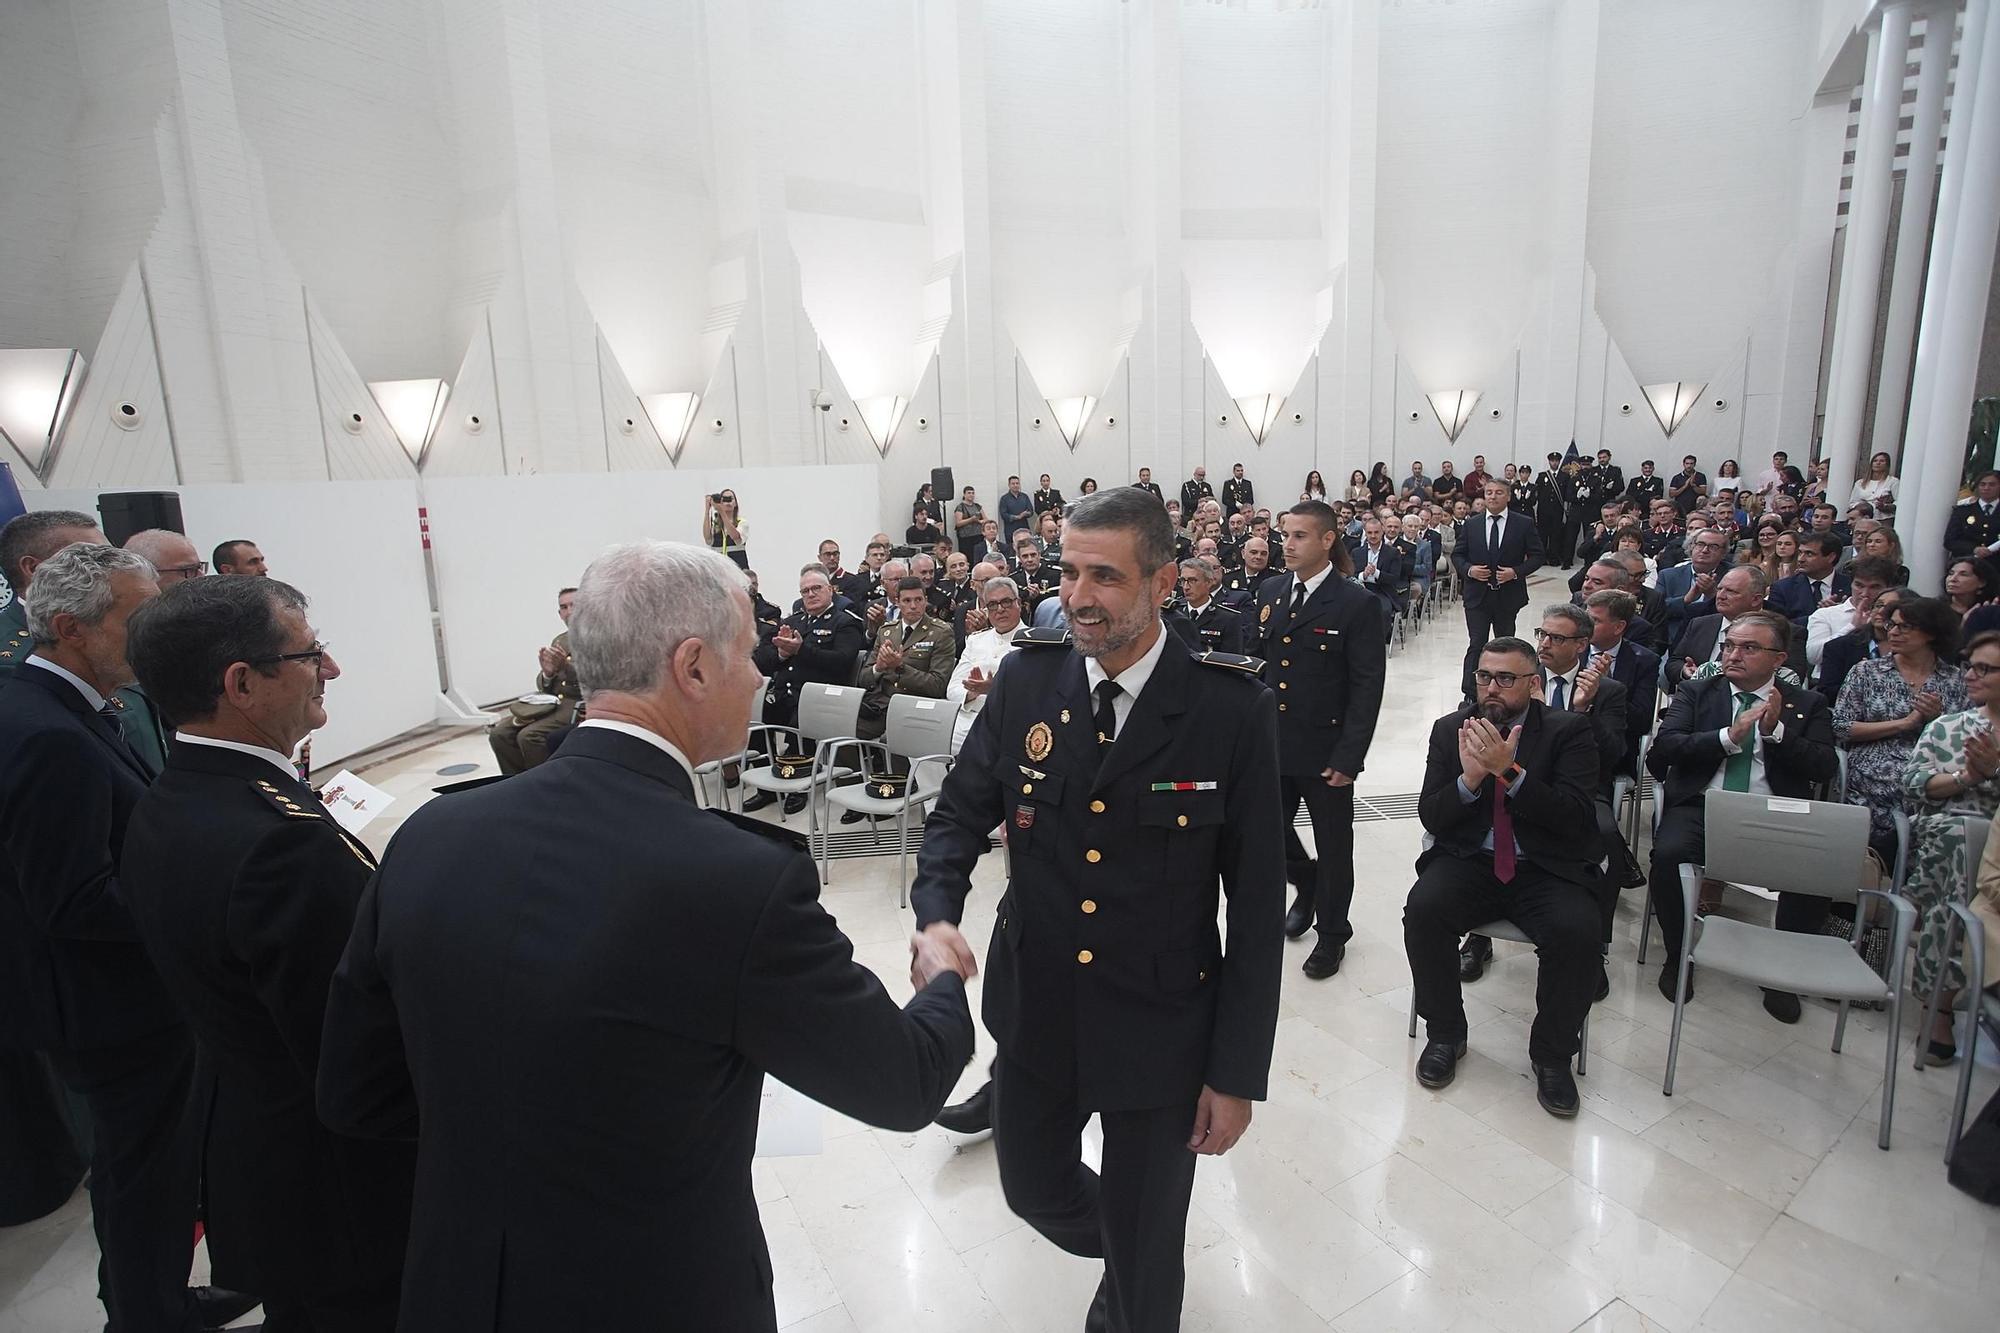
1822, 3, 1913, 503
1909, 0, 2000, 592
1869, 2, 1954, 471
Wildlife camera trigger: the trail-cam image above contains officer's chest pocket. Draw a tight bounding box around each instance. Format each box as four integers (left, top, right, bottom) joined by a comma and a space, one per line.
1137, 790, 1225, 880
1003, 770, 1066, 862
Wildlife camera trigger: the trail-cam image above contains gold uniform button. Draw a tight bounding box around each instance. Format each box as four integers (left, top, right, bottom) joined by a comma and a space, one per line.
1021, 782, 1033, 794
1081, 899, 1098, 914
1278, 682, 1288, 690
1280, 660, 1290, 667
1089, 799, 1106, 813
1176, 815, 1188, 827
1282, 636, 1292, 644
1077, 949, 1094, 964
1086, 849, 1102, 863
1279, 703, 1289, 712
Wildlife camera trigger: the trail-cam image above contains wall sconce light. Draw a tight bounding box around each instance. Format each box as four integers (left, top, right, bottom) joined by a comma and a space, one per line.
1425, 390, 1481, 443
1641, 381, 1706, 436
1234, 395, 1286, 444
0, 349, 87, 481
856, 396, 908, 456
636, 392, 701, 462
368, 378, 450, 462
1048, 397, 1096, 450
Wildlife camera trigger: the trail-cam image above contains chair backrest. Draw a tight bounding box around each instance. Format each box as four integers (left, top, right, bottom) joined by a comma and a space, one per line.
798, 683, 864, 743
1700, 788, 1870, 902
1962, 814, 1992, 887
883, 693, 956, 761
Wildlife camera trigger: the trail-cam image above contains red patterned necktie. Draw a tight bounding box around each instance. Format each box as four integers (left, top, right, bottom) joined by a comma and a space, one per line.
1492, 780, 1516, 884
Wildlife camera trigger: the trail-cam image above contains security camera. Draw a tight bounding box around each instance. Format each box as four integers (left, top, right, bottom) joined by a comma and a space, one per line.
1104, 416, 1117, 427
710, 417, 725, 433
343, 411, 365, 434
1409, 410, 1421, 422
111, 401, 143, 430
916, 416, 930, 430
464, 413, 484, 433
1712, 397, 1728, 411
838, 417, 851, 430
619, 416, 637, 434
1218, 414, 1230, 426
1292, 411, 1304, 423
1619, 403, 1633, 415
1031, 416, 1043, 429
1489, 407, 1502, 420
817, 400, 832, 412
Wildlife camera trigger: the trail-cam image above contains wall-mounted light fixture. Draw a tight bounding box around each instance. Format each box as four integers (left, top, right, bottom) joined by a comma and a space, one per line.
1641, 381, 1706, 437
1234, 395, 1286, 444
1049, 397, 1096, 450
641, 392, 701, 462
856, 396, 907, 456
367, 378, 450, 463
0, 349, 87, 480
1425, 390, 1482, 443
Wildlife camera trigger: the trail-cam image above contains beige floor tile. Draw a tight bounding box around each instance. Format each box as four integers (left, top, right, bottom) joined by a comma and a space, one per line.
1508, 1179, 1733, 1332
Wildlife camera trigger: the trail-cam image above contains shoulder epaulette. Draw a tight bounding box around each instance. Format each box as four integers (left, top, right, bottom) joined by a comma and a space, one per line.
252, 778, 326, 821
1210, 602, 1242, 617
1015, 627, 1072, 647
1195, 651, 1267, 676
838, 608, 864, 623
712, 809, 811, 855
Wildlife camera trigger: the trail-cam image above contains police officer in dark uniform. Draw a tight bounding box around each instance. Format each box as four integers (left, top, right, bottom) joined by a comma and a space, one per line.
913, 488, 1282, 1333
1218, 536, 1278, 608
747, 565, 866, 814
1253, 501, 1387, 978
1943, 471, 2000, 559
1033, 474, 1066, 519
1167, 556, 1245, 656
121, 576, 416, 1329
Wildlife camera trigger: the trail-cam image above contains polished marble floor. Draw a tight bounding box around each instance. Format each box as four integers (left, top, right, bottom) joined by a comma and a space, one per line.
4, 571, 1996, 1332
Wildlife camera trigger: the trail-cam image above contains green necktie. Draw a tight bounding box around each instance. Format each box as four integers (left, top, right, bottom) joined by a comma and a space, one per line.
1723, 690, 1756, 792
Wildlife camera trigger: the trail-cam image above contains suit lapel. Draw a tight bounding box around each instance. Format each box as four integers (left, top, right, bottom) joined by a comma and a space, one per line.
1050, 652, 1097, 764
1287, 571, 1346, 632
21, 667, 155, 783
1094, 636, 1191, 793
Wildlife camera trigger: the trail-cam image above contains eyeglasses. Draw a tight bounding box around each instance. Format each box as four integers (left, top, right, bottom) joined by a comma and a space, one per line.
1719, 640, 1781, 656
1472, 670, 1524, 688
158, 562, 208, 578
1965, 662, 2000, 679
1533, 629, 1589, 645
983, 597, 1019, 609
248, 640, 330, 672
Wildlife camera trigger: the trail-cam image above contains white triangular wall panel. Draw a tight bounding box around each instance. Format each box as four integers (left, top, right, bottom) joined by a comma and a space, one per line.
674, 340, 742, 472
422, 320, 506, 477
304, 294, 416, 482
44, 263, 178, 490
816, 348, 880, 468
1251, 352, 1319, 507
596, 330, 673, 472
1200, 353, 1256, 468
879, 340, 947, 532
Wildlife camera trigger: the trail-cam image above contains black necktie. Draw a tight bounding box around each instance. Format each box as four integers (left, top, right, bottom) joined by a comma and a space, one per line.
96, 703, 152, 775
1549, 676, 1566, 710
1093, 680, 1122, 750
1489, 516, 1501, 551
1811, 579, 1824, 602
1290, 580, 1308, 618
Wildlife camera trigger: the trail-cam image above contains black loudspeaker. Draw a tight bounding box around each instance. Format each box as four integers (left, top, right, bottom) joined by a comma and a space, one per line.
97, 491, 184, 547
931, 466, 956, 500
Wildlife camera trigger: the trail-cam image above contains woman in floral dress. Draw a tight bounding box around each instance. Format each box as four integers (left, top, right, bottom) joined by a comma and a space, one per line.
1832, 596, 1967, 865
1900, 631, 2000, 1063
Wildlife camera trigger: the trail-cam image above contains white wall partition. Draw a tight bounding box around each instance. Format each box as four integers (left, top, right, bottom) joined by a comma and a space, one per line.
28, 482, 436, 768
421, 465, 878, 709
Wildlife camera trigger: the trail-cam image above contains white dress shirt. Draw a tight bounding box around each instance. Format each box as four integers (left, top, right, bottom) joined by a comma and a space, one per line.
1806, 599, 1863, 666
1083, 620, 1171, 739
1710, 677, 1786, 796
1285, 562, 1334, 608
23, 655, 107, 711
173, 732, 298, 781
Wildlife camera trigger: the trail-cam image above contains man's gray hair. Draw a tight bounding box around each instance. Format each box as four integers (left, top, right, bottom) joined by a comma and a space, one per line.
123, 528, 198, 567
26, 543, 155, 645
1726, 563, 1769, 595
1179, 556, 1221, 585
911, 553, 936, 572
881, 559, 909, 581
982, 576, 1021, 602
0, 508, 99, 591
797, 564, 832, 585
1541, 603, 1589, 636
569, 541, 747, 696
1064, 487, 1178, 572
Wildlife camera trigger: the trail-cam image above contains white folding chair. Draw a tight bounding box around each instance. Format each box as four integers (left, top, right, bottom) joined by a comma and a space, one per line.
1913, 815, 1997, 1164
1663, 790, 1915, 1149
821, 694, 958, 899
740, 683, 864, 861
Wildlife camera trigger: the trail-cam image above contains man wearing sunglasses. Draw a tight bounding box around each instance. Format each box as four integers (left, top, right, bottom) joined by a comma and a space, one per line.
1646, 609, 1837, 1016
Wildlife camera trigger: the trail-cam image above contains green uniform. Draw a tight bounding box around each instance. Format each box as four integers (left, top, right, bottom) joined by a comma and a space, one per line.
489, 630, 583, 775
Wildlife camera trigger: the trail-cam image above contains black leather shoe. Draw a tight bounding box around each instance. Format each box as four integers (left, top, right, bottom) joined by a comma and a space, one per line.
782, 793, 807, 816
839, 809, 868, 824
1533, 1061, 1580, 1118
1283, 887, 1314, 939
1760, 988, 1802, 1024
1301, 941, 1345, 979
1415, 1039, 1466, 1089
741, 789, 777, 812
934, 1082, 992, 1135
1594, 966, 1610, 1003
1658, 961, 1693, 1004
194, 1287, 262, 1329
1459, 934, 1493, 982
1084, 1277, 1109, 1333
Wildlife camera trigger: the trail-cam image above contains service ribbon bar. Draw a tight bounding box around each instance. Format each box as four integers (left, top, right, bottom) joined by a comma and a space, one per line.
1150, 781, 1219, 792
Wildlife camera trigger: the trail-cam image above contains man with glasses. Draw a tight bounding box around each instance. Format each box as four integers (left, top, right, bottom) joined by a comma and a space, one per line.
1168, 556, 1245, 655
1656, 528, 1730, 647
944, 576, 1026, 752
487, 587, 582, 776
1404, 637, 1601, 1117
116, 530, 207, 773
1645, 609, 1837, 1007
1805, 556, 1904, 668
122, 576, 415, 1330
1668, 566, 1805, 690
747, 566, 868, 815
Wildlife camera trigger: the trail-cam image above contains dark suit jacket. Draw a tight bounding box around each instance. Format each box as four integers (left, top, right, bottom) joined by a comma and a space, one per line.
318, 728, 973, 1332
911, 635, 1281, 1111
1646, 676, 1838, 811
1349, 540, 1410, 613
121, 744, 414, 1299
1168, 599, 1247, 656
1544, 669, 1628, 798
1943, 501, 2000, 559
1590, 638, 1661, 770
1668, 613, 1809, 689
1656, 561, 1726, 643
1815, 631, 1878, 708
1417, 701, 1601, 886
1451, 509, 1545, 612
1252, 571, 1387, 778
1766, 570, 1850, 623
0, 665, 178, 1053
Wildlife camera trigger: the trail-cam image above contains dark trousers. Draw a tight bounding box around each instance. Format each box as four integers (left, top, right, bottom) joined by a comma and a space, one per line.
1647, 801, 1830, 962
46, 1027, 200, 1333
1280, 776, 1356, 945
261, 1273, 401, 1333
1537, 510, 1565, 563
1405, 853, 1600, 1066
991, 1051, 1198, 1333
1460, 596, 1523, 697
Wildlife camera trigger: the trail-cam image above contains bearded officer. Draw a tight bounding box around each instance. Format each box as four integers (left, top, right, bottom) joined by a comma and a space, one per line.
912, 487, 1283, 1332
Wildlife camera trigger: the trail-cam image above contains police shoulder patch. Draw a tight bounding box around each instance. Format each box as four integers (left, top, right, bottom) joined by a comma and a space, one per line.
1015, 627, 1072, 648
1194, 651, 1267, 676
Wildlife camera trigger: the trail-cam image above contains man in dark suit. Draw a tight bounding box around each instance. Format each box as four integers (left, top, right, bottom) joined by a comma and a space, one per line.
1593, 448, 1624, 500
0, 543, 219, 1332
1583, 589, 1661, 773
1179, 466, 1213, 517
1169, 556, 1246, 655
1655, 527, 1730, 647
1578, 555, 1670, 656
1645, 610, 1839, 1018
1404, 638, 1601, 1116
747, 565, 868, 814
1348, 516, 1409, 636
318, 542, 975, 1332
1666, 567, 1808, 690
1255, 502, 1386, 974
912, 488, 1282, 1332
1766, 533, 1849, 622
1132, 467, 1163, 500
1625, 460, 1664, 508
1942, 471, 2000, 559
1451, 479, 1546, 696
122, 576, 415, 1329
